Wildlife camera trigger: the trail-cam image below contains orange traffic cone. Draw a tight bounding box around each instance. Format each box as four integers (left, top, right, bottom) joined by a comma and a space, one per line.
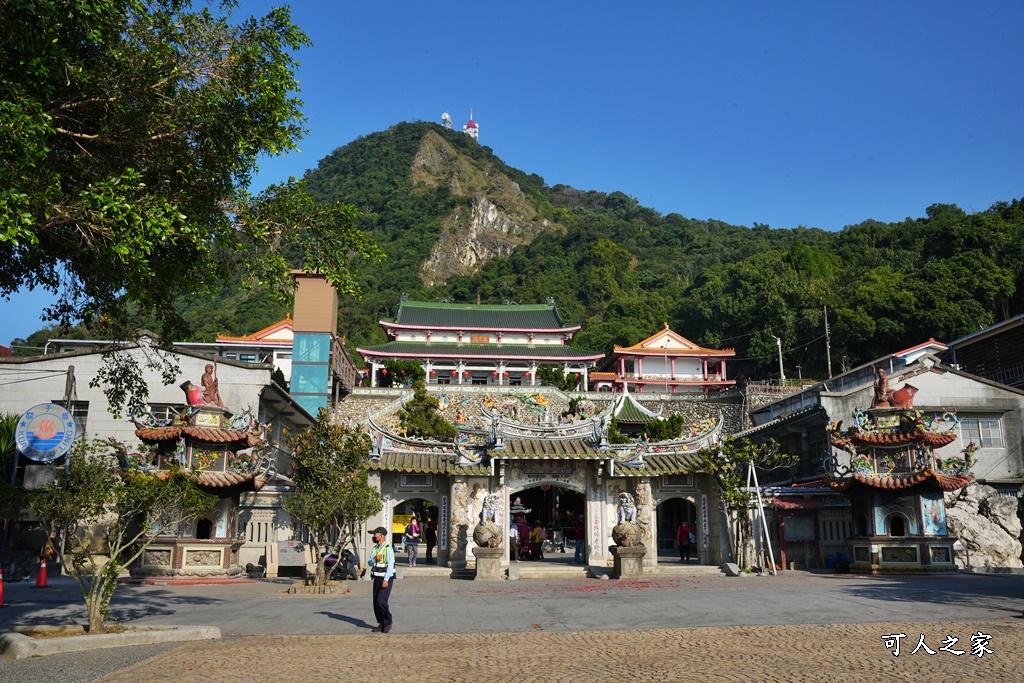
34, 558, 49, 588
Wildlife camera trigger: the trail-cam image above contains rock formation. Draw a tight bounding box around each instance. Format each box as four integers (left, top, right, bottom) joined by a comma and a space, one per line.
944, 484, 1023, 568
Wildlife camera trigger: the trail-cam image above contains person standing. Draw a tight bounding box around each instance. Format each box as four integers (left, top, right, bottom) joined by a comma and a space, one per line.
574, 515, 586, 564
509, 518, 520, 562
368, 526, 395, 633
531, 522, 545, 561
424, 516, 437, 565
404, 515, 421, 567
677, 520, 692, 563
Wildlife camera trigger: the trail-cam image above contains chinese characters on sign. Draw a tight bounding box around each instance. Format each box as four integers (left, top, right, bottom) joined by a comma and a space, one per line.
881, 632, 994, 657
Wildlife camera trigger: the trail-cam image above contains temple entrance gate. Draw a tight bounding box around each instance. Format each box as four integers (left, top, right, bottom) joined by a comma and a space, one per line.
657, 496, 699, 563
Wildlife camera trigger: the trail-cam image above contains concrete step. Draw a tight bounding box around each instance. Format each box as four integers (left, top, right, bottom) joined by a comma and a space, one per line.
652, 563, 725, 577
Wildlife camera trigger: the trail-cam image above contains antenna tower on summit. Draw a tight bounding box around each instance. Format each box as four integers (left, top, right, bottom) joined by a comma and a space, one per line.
441, 112, 452, 129
462, 108, 479, 140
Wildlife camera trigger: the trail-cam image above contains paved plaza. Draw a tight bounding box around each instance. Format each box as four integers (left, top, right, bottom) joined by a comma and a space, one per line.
1, 570, 1022, 682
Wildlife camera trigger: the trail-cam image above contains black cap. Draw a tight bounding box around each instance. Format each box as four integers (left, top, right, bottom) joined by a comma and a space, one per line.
369, 526, 388, 536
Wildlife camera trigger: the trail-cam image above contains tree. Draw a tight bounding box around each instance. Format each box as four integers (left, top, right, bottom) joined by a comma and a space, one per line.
283, 412, 382, 585
0, 1, 380, 332
29, 438, 216, 632
383, 359, 426, 387
696, 437, 794, 570
0, 413, 28, 525
536, 365, 579, 391
396, 381, 457, 440
0, 1, 382, 409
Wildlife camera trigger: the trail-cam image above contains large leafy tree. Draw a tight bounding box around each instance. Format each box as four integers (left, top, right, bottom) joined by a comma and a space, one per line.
0, 0, 382, 339
283, 412, 382, 585
29, 438, 217, 632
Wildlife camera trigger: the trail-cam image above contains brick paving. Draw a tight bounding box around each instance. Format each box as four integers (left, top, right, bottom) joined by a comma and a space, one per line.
97, 619, 1023, 683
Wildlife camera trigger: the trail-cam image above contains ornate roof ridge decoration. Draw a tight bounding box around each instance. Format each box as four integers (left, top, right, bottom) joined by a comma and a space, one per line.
609, 411, 724, 469
365, 417, 461, 466
851, 470, 974, 492
825, 404, 975, 492
480, 393, 613, 438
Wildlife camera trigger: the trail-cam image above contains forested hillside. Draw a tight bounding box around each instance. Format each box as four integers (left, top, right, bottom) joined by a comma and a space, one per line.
16, 122, 1024, 382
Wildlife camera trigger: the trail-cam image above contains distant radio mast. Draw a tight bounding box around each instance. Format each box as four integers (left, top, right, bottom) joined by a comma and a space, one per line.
463, 108, 479, 140
441, 112, 452, 129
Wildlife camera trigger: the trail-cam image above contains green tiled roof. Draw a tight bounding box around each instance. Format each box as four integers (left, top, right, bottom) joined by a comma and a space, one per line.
366, 452, 489, 475
391, 301, 570, 330
613, 394, 661, 424
623, 453, 702, 475
499, 439, 605, 458
358, 341, 603, 360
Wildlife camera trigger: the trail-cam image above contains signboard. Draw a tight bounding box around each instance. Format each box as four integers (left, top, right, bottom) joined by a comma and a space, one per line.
392, 514, 414, 535
16, 403, 77, 463
440, 495, 449, 550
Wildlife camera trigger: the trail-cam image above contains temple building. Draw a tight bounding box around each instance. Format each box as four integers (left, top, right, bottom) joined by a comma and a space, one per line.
356, 299, 605, 389
589, 323, 736, 394
359, 388, 732, 575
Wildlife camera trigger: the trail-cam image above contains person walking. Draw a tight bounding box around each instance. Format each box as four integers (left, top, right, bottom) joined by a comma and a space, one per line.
424, 516, 437, 564
404, 515, 421, 567
677, 520, 692, 563
368, 526, 395, 633
574, 515, 586, 564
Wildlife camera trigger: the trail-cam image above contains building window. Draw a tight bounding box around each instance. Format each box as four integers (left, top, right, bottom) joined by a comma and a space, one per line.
961, 417, 1003, 448
239, 353, 257, 363
224, 353, 237, 359
54, 400, 89, 436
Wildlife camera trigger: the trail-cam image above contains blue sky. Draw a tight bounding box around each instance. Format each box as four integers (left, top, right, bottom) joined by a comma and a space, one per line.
3, 1, 1022, 347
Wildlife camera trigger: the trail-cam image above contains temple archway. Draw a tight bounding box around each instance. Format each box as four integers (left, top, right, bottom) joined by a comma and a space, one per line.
656, 496, 698, 562
391, 496, 439, 566
507, 482, 585, 563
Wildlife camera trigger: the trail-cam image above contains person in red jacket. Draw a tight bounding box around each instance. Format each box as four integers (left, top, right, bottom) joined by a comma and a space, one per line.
677, 520, 692, 563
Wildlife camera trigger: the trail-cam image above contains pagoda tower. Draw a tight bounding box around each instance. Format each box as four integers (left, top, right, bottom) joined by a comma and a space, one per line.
825, 377, 975, 573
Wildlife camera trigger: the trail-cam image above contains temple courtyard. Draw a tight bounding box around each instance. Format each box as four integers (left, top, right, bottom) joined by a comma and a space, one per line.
2, 569, 1022, 682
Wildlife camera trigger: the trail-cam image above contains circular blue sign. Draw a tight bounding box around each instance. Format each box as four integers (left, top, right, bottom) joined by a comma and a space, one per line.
15, 403, 77, 463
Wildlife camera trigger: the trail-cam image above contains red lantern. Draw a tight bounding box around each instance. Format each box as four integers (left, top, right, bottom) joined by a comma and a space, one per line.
430, 370, 436, 376
492, 371, 498, 377
463, 371, 469, 377
502, 372, 509, 377
381, 369, 388, 375
451, 370, 457, 376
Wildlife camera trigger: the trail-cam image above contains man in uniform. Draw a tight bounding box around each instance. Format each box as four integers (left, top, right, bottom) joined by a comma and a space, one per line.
367, 526, 395, 633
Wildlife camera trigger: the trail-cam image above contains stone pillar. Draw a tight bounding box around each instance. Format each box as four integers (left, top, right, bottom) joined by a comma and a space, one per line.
472, 546, 503, 580
587, 463, 607, 575
449, 477, 470, 569
636, 479, 655, 567
610, 545, 646, 579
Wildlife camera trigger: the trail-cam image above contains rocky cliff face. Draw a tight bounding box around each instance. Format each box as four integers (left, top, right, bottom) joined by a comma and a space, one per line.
944, 484, 1023, 568
411, 131, 558, 286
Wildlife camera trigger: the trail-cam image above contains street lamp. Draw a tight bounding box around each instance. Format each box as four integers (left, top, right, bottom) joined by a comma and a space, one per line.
771, 334, 786, 385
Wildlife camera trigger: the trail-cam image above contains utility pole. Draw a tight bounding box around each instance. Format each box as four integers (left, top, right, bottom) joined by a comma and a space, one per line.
771, 334, 786, 385
824, 305, 833, 378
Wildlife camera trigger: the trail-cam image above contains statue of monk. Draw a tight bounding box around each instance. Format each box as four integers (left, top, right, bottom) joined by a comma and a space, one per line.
201, 362, 226, 407
873, 367, 892, 407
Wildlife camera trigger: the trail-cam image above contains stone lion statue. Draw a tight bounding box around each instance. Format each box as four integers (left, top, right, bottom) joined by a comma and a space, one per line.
480, 493, 500, 524
617, 492, 637, 525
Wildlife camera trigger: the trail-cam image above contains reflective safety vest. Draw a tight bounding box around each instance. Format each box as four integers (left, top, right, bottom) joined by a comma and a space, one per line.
371, 544, 391, 577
